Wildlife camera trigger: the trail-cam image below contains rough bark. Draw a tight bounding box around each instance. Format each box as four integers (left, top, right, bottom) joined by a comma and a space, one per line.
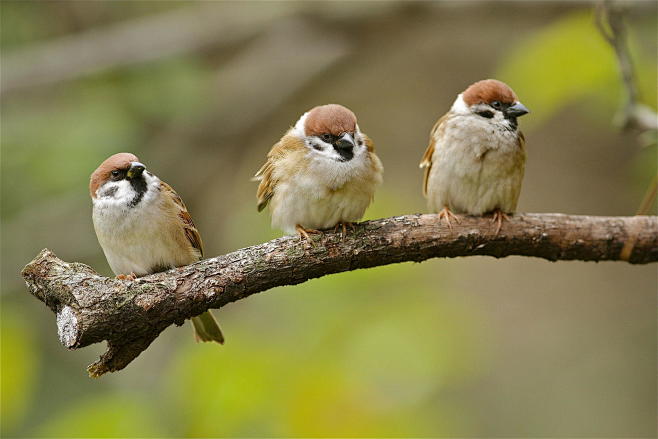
21, 213, 658, 377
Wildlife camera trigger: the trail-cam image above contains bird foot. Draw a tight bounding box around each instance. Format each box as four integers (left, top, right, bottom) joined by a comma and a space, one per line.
490, 209, 510, 235
296, 225, 322, 246
437, 207, 460, 229
116, 272, 137, 281
334, 222, 356, 238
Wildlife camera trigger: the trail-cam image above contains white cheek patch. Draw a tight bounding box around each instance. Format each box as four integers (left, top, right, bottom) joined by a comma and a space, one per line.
98, 183, 120, 199
307, 136, 332, 152
306, 137, 343, 161
96, 180, 133, 203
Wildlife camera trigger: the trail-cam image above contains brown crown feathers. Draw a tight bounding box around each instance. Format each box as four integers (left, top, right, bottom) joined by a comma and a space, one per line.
462, 79, 518, 107
304, 104, 357, 137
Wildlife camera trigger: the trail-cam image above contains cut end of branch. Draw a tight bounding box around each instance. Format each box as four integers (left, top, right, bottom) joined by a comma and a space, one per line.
56, 306, 81, 348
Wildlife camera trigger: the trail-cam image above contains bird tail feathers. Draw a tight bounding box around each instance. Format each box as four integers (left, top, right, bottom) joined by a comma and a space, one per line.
191, 311, 224, 344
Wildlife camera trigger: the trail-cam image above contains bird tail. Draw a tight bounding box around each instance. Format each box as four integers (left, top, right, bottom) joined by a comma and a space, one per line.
191, 311, 224, 344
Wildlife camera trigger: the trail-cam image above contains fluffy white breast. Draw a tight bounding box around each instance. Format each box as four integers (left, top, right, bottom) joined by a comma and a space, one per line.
92, 173, 195, 275
426, 107, 525, 215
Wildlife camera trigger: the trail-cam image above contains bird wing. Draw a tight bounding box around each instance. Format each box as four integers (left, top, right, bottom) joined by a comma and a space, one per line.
160, 180, 204, 258
253, 155, 277, 212
419, 114, 449, 197
362, 133, 376, 152
253, 135, 305, 212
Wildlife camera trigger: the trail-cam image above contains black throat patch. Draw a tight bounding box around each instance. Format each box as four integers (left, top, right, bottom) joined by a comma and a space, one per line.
128, 177, 148, 208
505, 116, 519, 131
334, 147, 354, 162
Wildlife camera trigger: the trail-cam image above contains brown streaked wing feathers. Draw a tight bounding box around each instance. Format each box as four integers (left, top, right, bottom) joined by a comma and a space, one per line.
160, 181, 204, 258
362, 133, 375, 152
254, 135, 305, 212
254, 158, 276, 212
420, 115, 449, 197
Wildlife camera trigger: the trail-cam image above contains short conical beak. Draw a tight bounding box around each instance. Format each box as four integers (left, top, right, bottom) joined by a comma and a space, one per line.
506, 102, 529, 118
126, 162, 146, 179
334, 133, 355, 151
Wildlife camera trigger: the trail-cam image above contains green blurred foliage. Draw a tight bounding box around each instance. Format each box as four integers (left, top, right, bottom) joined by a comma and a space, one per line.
1, 305, 38, 435
35, 394, 166, 437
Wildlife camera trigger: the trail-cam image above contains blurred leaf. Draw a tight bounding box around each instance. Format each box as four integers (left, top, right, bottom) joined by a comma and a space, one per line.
497, 11, 619, 130
35, 393, 165, 437
0, 304, 38, 435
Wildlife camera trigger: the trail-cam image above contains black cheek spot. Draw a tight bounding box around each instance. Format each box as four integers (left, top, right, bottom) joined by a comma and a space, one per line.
102, 186, 118, 198
312, 143, 323, 151
477, 110, 494, 119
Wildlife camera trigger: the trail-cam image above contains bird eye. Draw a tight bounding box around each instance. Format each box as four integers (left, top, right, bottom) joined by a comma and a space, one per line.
491, 101, 502, 109
321, 133, 332, 142
111, 170, 121, 180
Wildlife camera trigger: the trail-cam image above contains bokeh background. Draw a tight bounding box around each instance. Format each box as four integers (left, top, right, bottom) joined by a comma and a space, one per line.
1, 1, 657, 437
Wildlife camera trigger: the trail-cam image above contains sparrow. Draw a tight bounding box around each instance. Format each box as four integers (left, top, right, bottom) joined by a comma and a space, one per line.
419, 79, 529, 233
254, 104, 383, 238
90, 153, 224, 344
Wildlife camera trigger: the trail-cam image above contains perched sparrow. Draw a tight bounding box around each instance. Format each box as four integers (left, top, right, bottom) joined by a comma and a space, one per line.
90, 153, 224, 344
419, 79, 529, 232
254, 104, 383, 238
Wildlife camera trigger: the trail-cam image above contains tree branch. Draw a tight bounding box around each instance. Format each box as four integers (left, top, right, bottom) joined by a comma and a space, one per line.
21, 213, 658, 377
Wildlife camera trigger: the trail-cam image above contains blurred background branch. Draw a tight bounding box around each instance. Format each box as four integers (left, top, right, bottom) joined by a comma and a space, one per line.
1, 3, 295, 94
595, 0, 657, 259
595, 0, 658, 135
0, 2, 399, 96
